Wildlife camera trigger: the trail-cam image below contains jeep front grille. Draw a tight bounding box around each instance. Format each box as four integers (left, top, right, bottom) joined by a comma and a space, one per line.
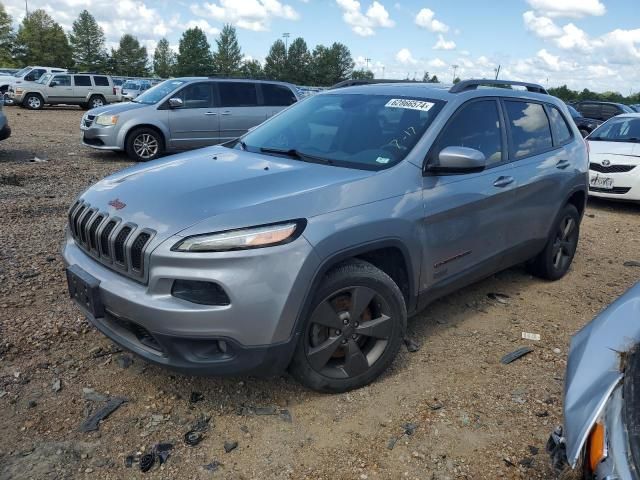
68, 200, 155, 282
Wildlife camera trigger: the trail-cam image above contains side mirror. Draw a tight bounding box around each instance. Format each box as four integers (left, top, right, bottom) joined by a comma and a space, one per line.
427, 146, 486, 174
168, 97, 183, 108
50, 81, 57, 87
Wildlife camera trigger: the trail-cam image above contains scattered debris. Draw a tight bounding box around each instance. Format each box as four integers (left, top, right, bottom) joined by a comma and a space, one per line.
27, 399, 37, 408
488, 292, 510, 305
521, 332, 540, 341
237, 405, 279, 416
403, 422, 418, 436
117, 355, 133, 369
185, 431, 204, 446
224, 441, 238, 453
190, 391, 204, 403
124, 455, 135, 468
387, 437, 397, 450
0, 173, 24, 187
519, 457, 534, 468
52, 379, 61, 393
139, 453, 155, 472
503, 458, 515, 467
403, 337, 421, 353
153, 443, 173, 464
528, 445, 539, 455
535, 411, 549, 418
31, 156, 48, 163
553, 348, 562, 354
500, 347, 533, 365
79, 397, 127, 432
191, 415, 211, 432
280, 409, 293, 423
429, 401, 444, 411
204, 460, 221, 472
623, 261, 640, 268
82, 388, 108, 403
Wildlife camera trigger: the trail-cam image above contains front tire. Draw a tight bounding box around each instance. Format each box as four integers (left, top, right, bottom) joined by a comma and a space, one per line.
289, 259, 407, 393
125, 128, 163, 162
24, 93, 44, 110
528, 204, 580, 280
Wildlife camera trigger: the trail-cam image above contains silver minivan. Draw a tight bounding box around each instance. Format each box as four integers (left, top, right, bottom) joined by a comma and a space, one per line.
81, 78, 300, 161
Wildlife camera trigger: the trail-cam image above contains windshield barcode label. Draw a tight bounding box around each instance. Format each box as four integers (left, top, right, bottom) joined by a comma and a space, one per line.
385, 99, 435, 111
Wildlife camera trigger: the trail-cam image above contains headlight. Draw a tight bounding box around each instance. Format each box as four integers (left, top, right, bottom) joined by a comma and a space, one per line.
172, 220, 306, 252
95, 115, 118, 126
14, 87, 23, 95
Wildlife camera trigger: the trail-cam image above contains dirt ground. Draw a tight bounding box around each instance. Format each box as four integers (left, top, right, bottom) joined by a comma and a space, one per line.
0, 106, 638, 480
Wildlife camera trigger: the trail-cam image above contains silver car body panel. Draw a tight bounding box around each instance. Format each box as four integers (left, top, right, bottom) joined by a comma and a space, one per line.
564, 281, 640, 467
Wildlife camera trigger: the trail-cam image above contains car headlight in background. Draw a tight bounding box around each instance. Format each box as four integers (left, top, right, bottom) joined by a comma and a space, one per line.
14, 88, 23, 95
172, 220, 306, 252
95, 115, 118, 126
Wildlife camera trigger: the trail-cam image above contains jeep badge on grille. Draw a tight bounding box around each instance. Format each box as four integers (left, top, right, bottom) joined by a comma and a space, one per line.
108, 198, 126, 210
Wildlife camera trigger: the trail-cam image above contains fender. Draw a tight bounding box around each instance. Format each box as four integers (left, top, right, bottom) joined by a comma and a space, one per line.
117, 120, 171, 150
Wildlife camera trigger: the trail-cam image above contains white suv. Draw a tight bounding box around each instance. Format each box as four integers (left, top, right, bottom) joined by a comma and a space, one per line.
0, 66, 67, 95
10, 73, 118, 110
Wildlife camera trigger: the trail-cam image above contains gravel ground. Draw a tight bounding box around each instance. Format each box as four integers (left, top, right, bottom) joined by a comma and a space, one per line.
0, 107, 639, 480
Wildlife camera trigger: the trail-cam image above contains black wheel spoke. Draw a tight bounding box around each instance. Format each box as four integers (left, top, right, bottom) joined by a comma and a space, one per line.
355, 314, 393, 339
307, 336, 342, 371
309, 300, 342, 329
341, 339, 369, 377
349, 286, 375, 320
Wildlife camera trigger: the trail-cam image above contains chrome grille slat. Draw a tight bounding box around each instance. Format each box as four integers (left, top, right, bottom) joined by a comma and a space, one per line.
67, 201, 155, 283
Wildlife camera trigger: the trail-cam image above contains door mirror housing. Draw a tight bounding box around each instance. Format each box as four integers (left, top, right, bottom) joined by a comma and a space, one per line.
426, 146, 486, 174
168, 97, 183, 108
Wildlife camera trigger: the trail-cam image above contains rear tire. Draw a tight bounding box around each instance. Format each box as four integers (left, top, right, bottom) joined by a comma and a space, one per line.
125, 128, 163, 162
88, 95, 106, 109
24, 93, 44, 110
528, 204, 580, 280
289, 259, 407, 393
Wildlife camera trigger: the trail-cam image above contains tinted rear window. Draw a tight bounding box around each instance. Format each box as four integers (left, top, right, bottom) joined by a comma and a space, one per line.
93, 76, 109, 86
578, 103, 600, 119
504, 101, 553, 159
548, 106, 573, 145
74, 75, 91, 87
219, 82, 258, 107
261, 84, 296, 106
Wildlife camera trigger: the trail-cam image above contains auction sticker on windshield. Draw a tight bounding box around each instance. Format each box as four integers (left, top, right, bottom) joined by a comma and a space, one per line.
385, 99, 435, 112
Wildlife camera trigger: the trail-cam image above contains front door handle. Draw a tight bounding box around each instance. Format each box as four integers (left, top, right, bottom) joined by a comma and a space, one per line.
556, 159, 570, 169
221, 110, 231, 116
493, 176, 515, 188
204, 112, 217, 116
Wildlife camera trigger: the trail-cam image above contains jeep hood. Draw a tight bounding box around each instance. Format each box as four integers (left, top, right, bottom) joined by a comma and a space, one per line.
563, 281, 640, 466
77, 146, 382, 241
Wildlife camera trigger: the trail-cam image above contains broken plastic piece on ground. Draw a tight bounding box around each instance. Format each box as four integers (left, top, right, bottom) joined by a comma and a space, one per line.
139, 453, 155, 472
184, 430, 204, 446
125, 455, 136, 468
403, 337, 420, 352
522, 332, 541, 341
623, 261, 640, 267
500, 347, 533, 365
429, 401, 444, 411
387, 437, 397, 450
488, 292, 510, 304
224, 441, 238, 453
153, 443, 173, 464
403, 422, 418, 435
204, 460, 221, 472
79, 397, 127, 432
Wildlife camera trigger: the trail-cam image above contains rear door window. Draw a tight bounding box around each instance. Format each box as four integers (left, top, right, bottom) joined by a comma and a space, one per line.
578, 103, 600, 120
219, 82, 258, 107
93, 76, 110, 86
261, 84, 296, 106
601, 104, 621, 120
434, 100, 504, 165
51, 75, 71, 87
504, 101, 553, 159
547, 106, 573, 145
73, 75, 91, 87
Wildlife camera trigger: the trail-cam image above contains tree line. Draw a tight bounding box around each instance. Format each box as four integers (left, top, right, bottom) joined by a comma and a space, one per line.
0, 4, 369, 86
548, 84, 639, 105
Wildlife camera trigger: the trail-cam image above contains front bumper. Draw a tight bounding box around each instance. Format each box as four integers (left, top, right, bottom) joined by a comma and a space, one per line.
589, 167, 640, 201
62, 231, 319, 375
80, 122, 121, 151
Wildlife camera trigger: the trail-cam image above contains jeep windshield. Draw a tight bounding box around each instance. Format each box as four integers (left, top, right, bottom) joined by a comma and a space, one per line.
132, 79, 187, 104
37, 74, 52, 85
238, 93, 445, 170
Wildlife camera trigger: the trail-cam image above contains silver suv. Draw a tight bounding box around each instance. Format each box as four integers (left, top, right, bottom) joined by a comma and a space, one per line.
80, 78, 300, 161
64, 80, 588, 392
10, 73, 117, 110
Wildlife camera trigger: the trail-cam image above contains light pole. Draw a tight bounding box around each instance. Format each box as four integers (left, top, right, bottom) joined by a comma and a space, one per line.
382, 66, 385, 78
365, 57, 371, 70
452, 64, 459, 83
282, 33, 290, 53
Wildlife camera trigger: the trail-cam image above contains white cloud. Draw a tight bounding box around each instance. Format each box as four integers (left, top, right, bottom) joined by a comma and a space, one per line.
523, 11, 562, 38
526, 0, 605, 18
433, 34, 455, 50
336, 0, 394, 36
395, 48, 416, 65
191, 0, 300, 32
554, 23, 592, 52
536, 48, 561, 71
414, 8, 448, 33
428, 58, 446, 68
181, 19, 221, 37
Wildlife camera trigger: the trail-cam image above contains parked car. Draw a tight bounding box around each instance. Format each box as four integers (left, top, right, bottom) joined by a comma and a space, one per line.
0, 99, 11, 142
9, 73, 118, 110
574, 100, 635, 122
547, 282, 640, 479
631, 104, 640, 113
112, 78, 124, 102
121, 80, 152, 101
0, 68, 18, 76
80, 77, 300, 161
566, 104, 602, 137
0, 66, 67, 95
587, 113, 640, 201
64, 79, 588, 392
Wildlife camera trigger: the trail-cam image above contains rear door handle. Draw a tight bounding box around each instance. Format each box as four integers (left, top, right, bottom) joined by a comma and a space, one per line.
556, 159, 570, 169
493, 176, 515, 188
221, 111, 231, 116
204, 112, 217, 116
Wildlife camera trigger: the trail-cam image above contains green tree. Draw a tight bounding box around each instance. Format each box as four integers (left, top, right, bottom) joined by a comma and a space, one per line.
0, 4, 15, 67
329, 42, 354, 83
212, 24, 242, 75
421, 71, 430, 82
15, 10, 72, 67
264, 39, 287, 81
285, 37, 311, 84
430, 74, 439, 83
153, 38, 175, 78
240, 59, 264, 79
453, 77, 461, 84
69, 10, 107, 72
310, 42, 354, 86
351, 69, 374, 80
175, 27, 212, 76
110, 34, 148, 76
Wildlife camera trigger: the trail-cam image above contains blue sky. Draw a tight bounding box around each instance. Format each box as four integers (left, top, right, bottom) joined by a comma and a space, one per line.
5, 0, 639, 92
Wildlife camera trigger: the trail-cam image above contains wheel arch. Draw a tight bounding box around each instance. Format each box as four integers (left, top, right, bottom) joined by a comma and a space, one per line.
120, 123, 167, 151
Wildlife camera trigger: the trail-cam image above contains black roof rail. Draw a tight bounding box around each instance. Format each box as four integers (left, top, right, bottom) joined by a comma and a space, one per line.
449, 79, 548, 94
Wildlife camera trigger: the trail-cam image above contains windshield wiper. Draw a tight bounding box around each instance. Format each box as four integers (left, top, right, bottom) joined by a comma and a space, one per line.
259, 147, 333, 165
